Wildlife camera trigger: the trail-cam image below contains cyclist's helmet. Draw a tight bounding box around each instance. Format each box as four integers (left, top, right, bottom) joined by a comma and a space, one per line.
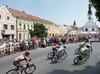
63, 45, 66, 48
86, 45, 89, 48
25, 51, 30, 56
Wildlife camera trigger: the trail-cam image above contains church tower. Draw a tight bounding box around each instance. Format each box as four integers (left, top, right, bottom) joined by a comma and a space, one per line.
87, 4, 93, 21
73, 20, 77, 27
82, 3, 98, 34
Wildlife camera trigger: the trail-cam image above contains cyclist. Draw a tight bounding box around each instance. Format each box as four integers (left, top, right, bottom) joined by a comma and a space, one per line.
79, 41, 86, 48
57, 45, 66, 58
86, 42, 92, 49
85, 42, 92, 54
52, 43, 61, 55
13, 51, 31, 73
80, 45, 89, 61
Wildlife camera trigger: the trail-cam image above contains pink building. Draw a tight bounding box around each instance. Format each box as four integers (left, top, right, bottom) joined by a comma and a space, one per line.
0, 5, 16, 41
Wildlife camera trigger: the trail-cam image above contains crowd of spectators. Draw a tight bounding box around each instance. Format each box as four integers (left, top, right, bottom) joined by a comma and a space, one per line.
0, 34, 100, 58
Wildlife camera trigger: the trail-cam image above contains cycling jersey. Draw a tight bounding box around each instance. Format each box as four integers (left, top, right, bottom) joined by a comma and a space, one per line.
57, 46, 64, 51
55, 44, 60, 48
14, 54, 29, 62
52, 44, 60, 51
13, 54, 29, 67
80, 47, 89, 54
57, 46, 65, 56
79, 42, 86, 47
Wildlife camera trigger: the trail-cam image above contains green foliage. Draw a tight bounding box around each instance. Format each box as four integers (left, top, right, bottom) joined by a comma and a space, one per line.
89, 0, 100, 21
29, 23, 48, 38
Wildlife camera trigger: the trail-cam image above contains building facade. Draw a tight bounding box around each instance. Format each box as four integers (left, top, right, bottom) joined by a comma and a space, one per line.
0, 5, 60, 41
44, 22, 59, 37
0, 5, 16, 40
58, 24, 72, 36
7, 7, 34, 41
30, 15, 59, 37
59, 25, 67, 36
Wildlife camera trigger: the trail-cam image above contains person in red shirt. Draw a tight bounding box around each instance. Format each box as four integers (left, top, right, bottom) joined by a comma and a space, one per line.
52, 43, 61, 55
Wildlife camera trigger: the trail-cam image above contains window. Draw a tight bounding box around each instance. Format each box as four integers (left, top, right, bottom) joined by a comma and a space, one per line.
19, 33, 21, 39
7, 16, 9, 20
28, 34, 30, 39
92, 28, 94, 31
24, 24, 26, 29
19, 23, 21, 29
0, 15, 1, 19
4, 24, 8, 29
85, 28, 88, 31
48, 27, 51, 31
11, 25, 14, 30
28, 25, 29, 29
23, 33, 25, 39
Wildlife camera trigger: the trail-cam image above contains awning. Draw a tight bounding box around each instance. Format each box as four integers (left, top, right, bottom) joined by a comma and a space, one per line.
89, 31, 96, 34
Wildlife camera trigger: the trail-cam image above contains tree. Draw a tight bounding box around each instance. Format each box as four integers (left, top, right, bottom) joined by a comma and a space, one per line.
89, 0, 100, 21
29, 23, 48, 38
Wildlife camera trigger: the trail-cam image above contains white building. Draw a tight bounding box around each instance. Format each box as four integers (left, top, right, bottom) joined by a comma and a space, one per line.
8, 6, 34, 41
58, 24, 72, 36
0, 5, 16, 40
83, 4, 99, 34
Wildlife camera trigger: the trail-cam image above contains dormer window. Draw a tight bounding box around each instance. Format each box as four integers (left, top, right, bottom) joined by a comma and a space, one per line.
7, 16, 9, 20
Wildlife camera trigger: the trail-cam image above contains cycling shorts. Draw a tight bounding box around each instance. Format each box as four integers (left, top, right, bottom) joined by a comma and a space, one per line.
13, 60, 23, 67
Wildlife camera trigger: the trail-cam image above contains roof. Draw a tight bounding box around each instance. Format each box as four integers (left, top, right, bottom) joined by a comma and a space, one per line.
7, 7, 32, 20
29, 15, 43, 22
29, 15, 54, 24
5, 5, 55, 24
83, 21, 98, 27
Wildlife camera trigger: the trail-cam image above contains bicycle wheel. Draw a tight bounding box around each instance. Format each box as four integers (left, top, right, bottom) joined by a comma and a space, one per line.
84, 54, 89, 61
75, 48, 80, 54
51, 55, 58, 63
73, 56, 80, 64
6, 69, 18, 74
61, 51, 67, 60
25, 64, 36, 74
47, 52, 53, 59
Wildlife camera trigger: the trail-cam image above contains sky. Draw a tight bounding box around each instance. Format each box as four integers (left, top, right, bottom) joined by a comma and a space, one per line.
0, 0, 100, 27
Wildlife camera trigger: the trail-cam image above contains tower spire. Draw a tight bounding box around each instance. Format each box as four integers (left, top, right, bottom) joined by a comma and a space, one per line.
88, 4, 92, 15
73, 20, 76, 27
87, 4, 93, 21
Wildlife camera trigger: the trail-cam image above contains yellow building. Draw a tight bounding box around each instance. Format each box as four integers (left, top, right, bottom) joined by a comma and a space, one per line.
29, 15, 59, 37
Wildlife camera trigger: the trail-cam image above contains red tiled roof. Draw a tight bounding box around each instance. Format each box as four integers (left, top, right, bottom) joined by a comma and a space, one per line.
7, 6, 54, 24
8, 7, 32, 19
29, 15, 42, 22
30, 15, 54, 24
